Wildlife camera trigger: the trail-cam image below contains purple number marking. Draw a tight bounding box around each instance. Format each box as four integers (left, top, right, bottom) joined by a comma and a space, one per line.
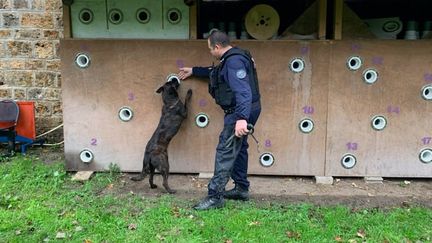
265, 139, 271, 148
199, 99, 207, 107
387, 105, 400, 114
424, 73, 432, 83
346, 142, 358, 151
176, 59, 185, 68
351, 43, 361, 51
372, 56, 383, 65
302, 106, 314, 115
300, 46, 309, 55
422, 137, 432, 145
90, 138, 97, 146
128, 92, 135, 101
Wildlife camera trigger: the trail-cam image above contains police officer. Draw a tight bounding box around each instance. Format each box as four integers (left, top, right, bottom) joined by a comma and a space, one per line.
178, 30, 261, 210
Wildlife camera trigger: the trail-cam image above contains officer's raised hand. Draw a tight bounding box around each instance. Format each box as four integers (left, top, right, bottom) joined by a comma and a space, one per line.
235, 119, 249, 137
178, 67, 193, 80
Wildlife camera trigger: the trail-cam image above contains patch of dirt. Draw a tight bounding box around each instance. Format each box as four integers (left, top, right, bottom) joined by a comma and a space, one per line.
0, 144, 64, 164
25, 145, 65, 164
107, 173, 432, 208
16, 146, 432, 208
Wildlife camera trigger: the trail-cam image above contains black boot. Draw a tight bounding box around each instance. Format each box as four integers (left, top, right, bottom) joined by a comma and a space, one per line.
193, 196, 224, 210
224, 186, 249, 201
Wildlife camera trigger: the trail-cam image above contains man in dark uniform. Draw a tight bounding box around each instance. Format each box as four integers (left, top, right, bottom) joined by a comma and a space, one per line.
178, 30, 261, 210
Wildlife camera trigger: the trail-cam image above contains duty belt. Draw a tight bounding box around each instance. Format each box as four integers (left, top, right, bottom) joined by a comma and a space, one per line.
223, 100, 261, 115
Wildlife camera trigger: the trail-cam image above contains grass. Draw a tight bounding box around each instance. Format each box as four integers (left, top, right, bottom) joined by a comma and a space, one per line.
0, 155, 431, 242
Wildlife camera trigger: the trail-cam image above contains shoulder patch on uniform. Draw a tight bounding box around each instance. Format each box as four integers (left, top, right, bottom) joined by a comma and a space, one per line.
236, 69, 247, 79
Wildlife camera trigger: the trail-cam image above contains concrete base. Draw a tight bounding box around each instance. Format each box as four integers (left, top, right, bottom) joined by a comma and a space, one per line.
198, 172, 214, 179
364, 176, 383, 184
315, 176, 334, 185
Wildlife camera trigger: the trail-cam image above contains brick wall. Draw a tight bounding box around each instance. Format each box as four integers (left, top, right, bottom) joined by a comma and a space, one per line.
0, 0, 63, 142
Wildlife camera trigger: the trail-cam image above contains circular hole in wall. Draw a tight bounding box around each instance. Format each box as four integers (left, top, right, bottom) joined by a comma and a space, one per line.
80, 149, 94, 163
347, 56, 362, 71
299, 118, 314, 133
75, 53, 91, 68
118, 106, 134, 122
167, 8, 181, 24
79, 8, 93, 24
259, 152, 275, 167
195, 113, 209, 128
363, 69, 379, 84
419, 148, 432, 164
136, 8, 151, 24
341, 153, 357, 169
289, 58, 305, 73
421, 85, 432, 100
371, 115, 387, 131
109, 9, 123, 24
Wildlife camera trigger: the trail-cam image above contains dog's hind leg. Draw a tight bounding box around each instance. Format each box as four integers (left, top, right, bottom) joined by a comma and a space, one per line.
131, 153, 150, 181
161, 167, 176, 194
149, 163, 157, 189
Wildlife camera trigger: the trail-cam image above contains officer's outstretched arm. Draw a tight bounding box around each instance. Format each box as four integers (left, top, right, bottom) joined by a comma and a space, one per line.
179, 66, 212, 80
178, 67, 193, 80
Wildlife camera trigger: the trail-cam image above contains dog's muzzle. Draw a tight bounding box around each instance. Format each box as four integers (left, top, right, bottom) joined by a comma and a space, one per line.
166, 74, 181, 86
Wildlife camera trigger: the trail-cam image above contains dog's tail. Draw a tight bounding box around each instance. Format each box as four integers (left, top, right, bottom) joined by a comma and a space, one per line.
131, 154, 151, 181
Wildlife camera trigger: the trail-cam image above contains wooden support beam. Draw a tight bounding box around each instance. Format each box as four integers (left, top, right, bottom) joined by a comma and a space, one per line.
62, 4, 72, 38
318, 0, 327, 40
189, 2, 197, 39
333, 0, 343, 40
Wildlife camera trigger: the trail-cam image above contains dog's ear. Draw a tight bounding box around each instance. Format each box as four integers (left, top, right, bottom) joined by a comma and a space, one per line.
156, 86, 164, 94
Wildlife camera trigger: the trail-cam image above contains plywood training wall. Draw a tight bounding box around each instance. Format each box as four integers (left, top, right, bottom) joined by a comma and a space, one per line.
60, 39, 432, 177
326, 40, 432, 177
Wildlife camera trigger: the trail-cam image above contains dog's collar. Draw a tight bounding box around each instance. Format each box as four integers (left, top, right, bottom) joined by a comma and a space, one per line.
168, 99, 180, 109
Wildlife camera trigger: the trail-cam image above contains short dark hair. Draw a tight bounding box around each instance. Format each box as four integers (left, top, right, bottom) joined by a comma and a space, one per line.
208, 30, 230, 48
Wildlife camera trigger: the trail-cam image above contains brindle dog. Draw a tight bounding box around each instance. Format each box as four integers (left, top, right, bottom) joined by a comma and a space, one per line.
131, 79, 192, 194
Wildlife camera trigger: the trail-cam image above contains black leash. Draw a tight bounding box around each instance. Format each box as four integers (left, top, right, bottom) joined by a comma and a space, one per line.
225, 124, 260, 155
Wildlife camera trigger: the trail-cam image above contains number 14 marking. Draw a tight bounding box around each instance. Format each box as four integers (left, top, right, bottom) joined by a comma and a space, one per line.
422, 137, 431, 145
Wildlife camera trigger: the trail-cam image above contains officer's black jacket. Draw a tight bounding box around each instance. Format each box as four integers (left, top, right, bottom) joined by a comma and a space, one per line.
192, 47, 259, 122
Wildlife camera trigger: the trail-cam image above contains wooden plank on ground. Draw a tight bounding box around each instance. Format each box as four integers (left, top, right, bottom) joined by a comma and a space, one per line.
72, 171, 94, 181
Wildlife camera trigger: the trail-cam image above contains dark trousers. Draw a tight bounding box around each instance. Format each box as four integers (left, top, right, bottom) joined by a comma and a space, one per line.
208, 105, 261, 198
